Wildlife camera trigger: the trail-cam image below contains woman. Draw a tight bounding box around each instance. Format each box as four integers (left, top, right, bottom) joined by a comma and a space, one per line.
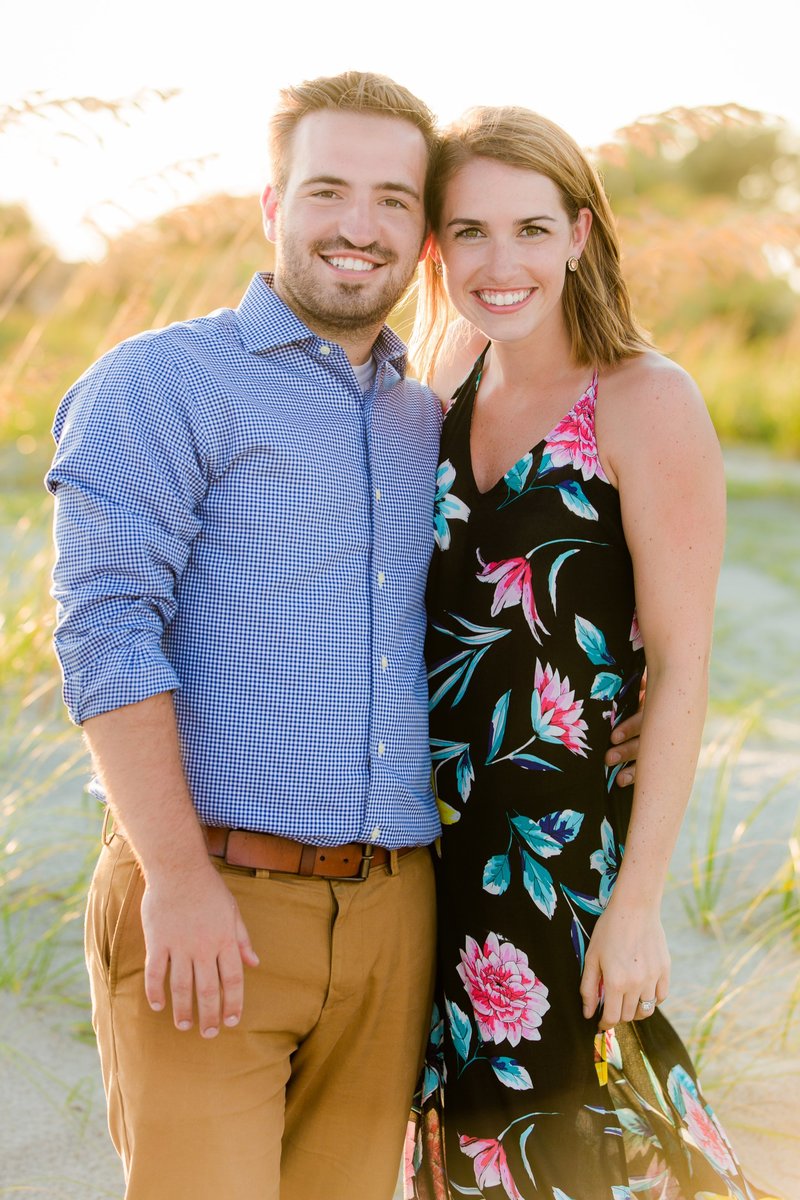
408, 108, 771, 1200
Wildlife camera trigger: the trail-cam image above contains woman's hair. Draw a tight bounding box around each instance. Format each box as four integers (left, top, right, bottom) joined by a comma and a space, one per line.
409, 106, 650, 383
269, 71, 439, 195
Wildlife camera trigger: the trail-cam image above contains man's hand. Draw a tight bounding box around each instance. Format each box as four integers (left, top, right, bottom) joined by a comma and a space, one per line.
604, 672, 646, 787
142, 862, 259, 1038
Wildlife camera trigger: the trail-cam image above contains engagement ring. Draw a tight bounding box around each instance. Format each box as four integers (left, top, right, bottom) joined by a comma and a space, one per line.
638, 999, 655, 1013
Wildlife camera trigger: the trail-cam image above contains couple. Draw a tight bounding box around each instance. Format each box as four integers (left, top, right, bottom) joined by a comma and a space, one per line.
47, 71, 764, 1200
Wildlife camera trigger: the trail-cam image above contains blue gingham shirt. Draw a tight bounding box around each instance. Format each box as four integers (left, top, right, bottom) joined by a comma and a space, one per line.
48, 273, 442, 847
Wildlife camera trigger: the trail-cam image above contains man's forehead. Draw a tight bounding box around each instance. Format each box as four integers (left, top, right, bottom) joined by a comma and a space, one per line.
287, 109, 429, 184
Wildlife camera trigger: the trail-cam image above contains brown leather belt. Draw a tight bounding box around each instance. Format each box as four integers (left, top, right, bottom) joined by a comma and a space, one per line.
202, 825, 417, 881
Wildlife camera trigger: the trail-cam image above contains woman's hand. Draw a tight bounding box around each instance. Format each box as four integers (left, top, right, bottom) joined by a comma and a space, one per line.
580, 899, 670, 1031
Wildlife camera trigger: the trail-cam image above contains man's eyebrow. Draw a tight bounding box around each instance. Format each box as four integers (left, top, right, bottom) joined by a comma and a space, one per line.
446, 214, 558, 228
299, 175, 420, 201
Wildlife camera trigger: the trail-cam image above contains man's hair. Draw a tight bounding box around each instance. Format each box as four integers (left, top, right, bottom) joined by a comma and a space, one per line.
269, 71, 439, 195
410, 106, 651, 382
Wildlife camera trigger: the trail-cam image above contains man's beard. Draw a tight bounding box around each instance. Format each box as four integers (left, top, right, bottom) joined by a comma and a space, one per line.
275, 234, 420, 337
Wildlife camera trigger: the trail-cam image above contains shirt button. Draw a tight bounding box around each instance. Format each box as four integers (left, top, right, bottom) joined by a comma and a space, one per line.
377, 741, 386, 757
319, 344, 331, 356
370, 825, 381, 841
377, 571, 386, 586
380, 655, 388, 671
375, 488, 381, 501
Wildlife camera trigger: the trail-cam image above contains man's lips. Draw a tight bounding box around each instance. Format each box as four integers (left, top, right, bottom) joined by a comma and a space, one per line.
320, 254, 382, 274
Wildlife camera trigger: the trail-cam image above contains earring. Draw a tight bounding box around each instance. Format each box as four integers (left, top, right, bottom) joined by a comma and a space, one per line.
567, 256, 579, 273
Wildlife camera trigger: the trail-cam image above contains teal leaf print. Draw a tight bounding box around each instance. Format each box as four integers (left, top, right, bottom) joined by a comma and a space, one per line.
537, 809, 584, 847
570, 917, 587, 971
611, 1189, 636, 1200
510, 815, 562, 859
421, 1062, 439, 1104
561, 884, 604, 916
449, 1185, 482, 1196
519, 1123, 537, 1187
446, 997, 473, 1064
483, 854, 511, 896
575, 615, 615, 666
490, 1056, 533, 1090
504, 453, 533, 494
486, 690, 511, 763
510, 753, 561, 772
434, 459, 470, 550
556, 479, 598, 521
590, 671, 622, 700
430, 1000, 443, 1047
547, 548, 580, 614
553, 1191, 575, 1200
615, 1108, 654, 1138
521, 851, 557, 918
456, 748, 475, 800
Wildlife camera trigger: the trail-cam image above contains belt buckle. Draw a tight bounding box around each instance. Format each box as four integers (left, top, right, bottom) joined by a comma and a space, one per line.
335, 843, 374, 883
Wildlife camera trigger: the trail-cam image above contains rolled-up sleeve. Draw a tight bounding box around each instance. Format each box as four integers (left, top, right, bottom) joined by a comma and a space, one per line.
47, 336, 211, 724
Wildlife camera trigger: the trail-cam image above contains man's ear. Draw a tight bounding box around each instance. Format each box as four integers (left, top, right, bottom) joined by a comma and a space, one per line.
261, 184, 279, 243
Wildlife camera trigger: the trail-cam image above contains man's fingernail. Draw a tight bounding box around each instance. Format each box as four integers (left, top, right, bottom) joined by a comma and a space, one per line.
150, 1001, 163, 1012
619, 772, 631, 785
611, 729, 623, 743
224, 1015, 240, 1028
201, 1027, 218, 1039
177, 1020, 192, 1031
607, 751, 620, 764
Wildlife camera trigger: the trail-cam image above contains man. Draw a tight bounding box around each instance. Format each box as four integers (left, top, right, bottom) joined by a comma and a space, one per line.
48, 71, 639, 1200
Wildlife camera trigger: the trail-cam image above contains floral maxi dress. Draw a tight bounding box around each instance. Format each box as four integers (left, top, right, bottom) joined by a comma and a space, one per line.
411, 357, 771, 1200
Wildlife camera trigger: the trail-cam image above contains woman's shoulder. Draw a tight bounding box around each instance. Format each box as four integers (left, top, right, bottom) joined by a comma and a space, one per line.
430, 320, 489, 408
597, 351, 719, 484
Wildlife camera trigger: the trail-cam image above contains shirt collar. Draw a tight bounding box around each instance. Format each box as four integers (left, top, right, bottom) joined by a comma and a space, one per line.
235, 272, 408, 377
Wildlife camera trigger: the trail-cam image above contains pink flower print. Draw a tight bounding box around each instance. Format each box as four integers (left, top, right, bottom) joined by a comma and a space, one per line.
630, 610, 644, 651
532, 660, 590, 757
457, 932, 550, 1047
543, 382, 609, 483
681, 1089, 737, 1176
459, 1136, 524, 1200
476, 552, 548, 643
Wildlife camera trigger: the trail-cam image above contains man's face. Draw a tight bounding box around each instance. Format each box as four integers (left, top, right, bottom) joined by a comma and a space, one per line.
263, 110, 429, 338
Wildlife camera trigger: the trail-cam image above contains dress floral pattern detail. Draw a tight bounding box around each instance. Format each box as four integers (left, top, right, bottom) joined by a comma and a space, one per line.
409, 353, 771, 1200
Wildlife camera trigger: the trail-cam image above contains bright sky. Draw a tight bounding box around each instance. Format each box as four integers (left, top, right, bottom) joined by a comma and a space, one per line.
3, 0, 799, 260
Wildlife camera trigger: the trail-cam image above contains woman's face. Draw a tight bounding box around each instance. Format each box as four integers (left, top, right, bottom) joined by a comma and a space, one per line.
436, 157, 591, 347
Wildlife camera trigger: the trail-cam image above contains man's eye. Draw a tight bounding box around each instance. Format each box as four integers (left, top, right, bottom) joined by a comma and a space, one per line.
381, 197, 407, 209
312, 190, 338, 199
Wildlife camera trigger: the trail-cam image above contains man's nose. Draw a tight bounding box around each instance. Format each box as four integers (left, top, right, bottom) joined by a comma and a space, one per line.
337, 198, 381, 248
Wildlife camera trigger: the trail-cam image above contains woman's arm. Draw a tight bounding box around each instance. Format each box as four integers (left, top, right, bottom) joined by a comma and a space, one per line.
582, 355, 726, 1030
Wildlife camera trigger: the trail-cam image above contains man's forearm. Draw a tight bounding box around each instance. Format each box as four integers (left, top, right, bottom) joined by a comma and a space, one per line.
83, 690, 210, 882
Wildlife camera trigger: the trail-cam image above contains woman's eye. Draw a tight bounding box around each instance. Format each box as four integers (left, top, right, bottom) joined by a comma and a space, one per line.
520, 225, 546, 237
454, 227, 484, 240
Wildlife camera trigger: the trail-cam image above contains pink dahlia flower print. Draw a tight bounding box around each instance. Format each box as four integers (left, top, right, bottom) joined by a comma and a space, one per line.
542, 377, 609, 483
459, 1136, 524, 1200
629, 610, 644, 651
476, 552, 548, 643
532, 660, 590, 757
457, 932, 550, 1047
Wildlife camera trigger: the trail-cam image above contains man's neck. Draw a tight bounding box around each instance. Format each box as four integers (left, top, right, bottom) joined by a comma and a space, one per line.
270, 275, 383, 367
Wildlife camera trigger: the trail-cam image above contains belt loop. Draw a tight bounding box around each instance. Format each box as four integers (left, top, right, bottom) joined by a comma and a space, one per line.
388, 848, 399, 876
101, 805, 115, 846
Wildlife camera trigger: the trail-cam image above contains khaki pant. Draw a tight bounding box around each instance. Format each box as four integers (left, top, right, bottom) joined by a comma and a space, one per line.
85, 834, 436, 1200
